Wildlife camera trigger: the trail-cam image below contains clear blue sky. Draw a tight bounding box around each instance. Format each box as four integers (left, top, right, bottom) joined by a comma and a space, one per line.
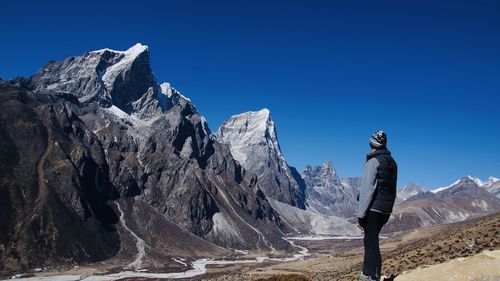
1, 1, 499, 188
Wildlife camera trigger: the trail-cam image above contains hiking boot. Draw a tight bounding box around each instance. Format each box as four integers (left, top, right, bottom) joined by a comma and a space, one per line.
359, 271, 370, 280
359, 271, 381, 281
381, 274, 398, 281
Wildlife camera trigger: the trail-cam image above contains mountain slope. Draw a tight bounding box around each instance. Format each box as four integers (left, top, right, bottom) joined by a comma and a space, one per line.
0, 83, 121, 271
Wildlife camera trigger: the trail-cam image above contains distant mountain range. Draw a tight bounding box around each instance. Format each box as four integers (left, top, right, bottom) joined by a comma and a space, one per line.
384, 176, 500, 233
300, 165, 500, 234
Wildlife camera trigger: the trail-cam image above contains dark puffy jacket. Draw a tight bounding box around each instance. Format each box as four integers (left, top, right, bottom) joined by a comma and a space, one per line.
368, 149, 398, 213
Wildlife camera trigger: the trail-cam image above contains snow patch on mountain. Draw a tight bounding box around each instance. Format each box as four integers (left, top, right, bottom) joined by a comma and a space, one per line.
397, 183, 427, 202
160, 82, 192, 104
471, 199, 490, 211
431, 176, 500, 194
431, 179, 463, 193
484, 176, 500, 187
210, 212, 244, 245
97, 43, 149, 91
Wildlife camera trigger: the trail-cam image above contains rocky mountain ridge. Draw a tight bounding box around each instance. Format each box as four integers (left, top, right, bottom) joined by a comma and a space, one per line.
0, 44, 294, 272
301, 162, 358, 218
384, 176, 500, 233
298, 160, 500, 233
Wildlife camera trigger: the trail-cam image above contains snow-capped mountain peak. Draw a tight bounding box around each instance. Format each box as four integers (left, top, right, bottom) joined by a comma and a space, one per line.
159, 82, 194, 108
432, 176, 500, 194
99, 43, 150, 91
485, 176, 500, 187
215, 108, 281, 168
31, 43, 156, 112
160, 82, 174, 98
397, 183, 427, 202
431, 178, 465, 193
91, 42, 148, 55
431, 176, 491, 194
216, 108, 306, 208
321, 161, 336, 174
467, 175, 485, 187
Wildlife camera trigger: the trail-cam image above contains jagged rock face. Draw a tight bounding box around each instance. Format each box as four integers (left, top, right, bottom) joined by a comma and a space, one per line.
396, 183, 427, 203
215, 109, 306, 209
385, 177, 500, 234
302, 162, 358, 218
0, 83, 120, 271
30, 44, 156, 112
0, 44, 292, 271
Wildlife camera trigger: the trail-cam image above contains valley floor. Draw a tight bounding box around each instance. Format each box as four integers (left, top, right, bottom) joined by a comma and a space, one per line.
2, 212, 499, 281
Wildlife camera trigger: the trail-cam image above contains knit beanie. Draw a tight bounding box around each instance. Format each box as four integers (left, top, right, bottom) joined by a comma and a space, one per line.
370, 130, 387, 148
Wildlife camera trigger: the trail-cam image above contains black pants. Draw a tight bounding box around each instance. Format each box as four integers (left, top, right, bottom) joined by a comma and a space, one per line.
363, 210, 390, 279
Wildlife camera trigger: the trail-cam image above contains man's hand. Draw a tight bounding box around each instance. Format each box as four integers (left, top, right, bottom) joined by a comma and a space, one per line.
358, 217, 367, 228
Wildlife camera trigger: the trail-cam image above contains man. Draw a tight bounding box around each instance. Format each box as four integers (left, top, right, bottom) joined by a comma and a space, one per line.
357, 130, 398, 281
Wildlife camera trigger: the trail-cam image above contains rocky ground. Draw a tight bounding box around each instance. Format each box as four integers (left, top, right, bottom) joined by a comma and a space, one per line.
396, 249, 500, 281
2, 212, 498, 281
201, 211, 500, 281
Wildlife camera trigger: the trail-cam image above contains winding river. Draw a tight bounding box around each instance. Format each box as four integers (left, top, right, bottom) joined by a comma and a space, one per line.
2, 236, 370, 281
2, 238, 322, 281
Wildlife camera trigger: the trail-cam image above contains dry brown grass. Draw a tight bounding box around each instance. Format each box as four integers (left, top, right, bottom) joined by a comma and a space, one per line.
254, 274, 311, 281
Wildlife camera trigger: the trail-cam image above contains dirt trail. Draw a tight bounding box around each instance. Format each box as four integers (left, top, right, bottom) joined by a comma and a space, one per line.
34, 121, 53, 215
395, 249, 500, 281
